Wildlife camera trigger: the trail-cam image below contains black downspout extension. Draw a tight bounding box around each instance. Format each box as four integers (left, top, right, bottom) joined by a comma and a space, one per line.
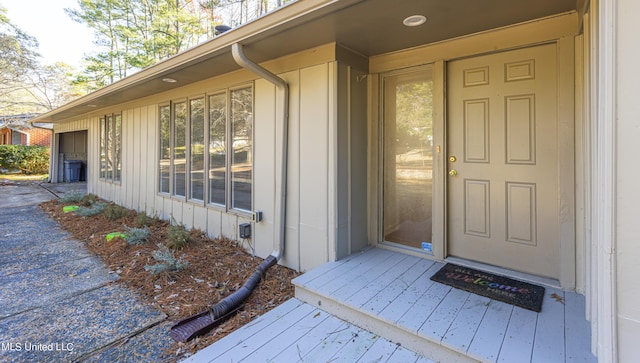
209, 255, 278, 318
169, 255, 277, 343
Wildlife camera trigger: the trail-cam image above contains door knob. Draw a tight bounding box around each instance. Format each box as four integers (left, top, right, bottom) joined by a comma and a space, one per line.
449, 169, 458, 176
448, 156, 457, 163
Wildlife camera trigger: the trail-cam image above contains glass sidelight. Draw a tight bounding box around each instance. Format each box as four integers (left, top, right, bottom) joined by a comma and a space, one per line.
382, 68, 434, 250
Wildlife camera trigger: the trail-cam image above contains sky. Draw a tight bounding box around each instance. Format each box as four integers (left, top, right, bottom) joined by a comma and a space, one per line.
2, 0, 95, 68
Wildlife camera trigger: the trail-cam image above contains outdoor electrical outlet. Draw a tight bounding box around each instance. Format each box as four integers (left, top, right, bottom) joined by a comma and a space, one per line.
239, 223, 251, 239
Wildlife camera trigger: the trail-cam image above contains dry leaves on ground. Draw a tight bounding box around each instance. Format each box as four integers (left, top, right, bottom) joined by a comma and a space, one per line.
40, 198, 299, 361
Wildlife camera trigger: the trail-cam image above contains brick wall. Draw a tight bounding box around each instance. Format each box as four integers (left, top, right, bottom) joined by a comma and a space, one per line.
27, 128, 51, 147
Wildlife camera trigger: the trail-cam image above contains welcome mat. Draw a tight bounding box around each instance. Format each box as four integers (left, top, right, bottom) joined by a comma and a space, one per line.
430, 263, 545, 312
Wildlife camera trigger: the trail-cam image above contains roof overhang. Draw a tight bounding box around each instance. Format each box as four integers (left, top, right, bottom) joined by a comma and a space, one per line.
33, 0, 578, 123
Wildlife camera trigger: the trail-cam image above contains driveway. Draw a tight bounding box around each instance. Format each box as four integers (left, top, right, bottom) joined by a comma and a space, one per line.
0, 182, 175, 362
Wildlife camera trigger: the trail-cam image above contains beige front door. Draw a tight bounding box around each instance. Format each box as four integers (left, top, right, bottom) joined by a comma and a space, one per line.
447, 44, 560, 279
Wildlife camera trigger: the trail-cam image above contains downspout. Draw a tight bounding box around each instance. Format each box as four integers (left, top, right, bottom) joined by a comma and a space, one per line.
169, 43, 290, 343
232, 42, 289, 262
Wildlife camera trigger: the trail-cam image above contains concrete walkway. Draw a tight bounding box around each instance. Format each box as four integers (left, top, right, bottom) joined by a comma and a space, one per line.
0, 182, 175, 362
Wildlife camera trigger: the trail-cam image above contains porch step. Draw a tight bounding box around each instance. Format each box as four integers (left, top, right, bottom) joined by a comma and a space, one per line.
292, 247, 596, 363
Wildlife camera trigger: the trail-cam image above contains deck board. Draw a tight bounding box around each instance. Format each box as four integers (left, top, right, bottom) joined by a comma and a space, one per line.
186, 248, 596, 363
345, 254, 416, 308
208, 302, 316, 362
361, 257, 431, 315
532, 288, 566, 362
418, 287, 470, 341
326, 327, 379, 362
301, 321, 363, 362
396, 280, 451, 332
354, 337, 398, 362
565, 292, 594, 362
269, 312, 346, 362
497, 306, 537, 363
238, 306, 328, 362
467, 300, 513, 362
378, 261, 442, 324
441, 294, 491, 352
328, 249, 403, 300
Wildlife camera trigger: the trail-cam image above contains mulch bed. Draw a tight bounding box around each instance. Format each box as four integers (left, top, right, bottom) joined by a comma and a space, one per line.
40, 198, 299, 361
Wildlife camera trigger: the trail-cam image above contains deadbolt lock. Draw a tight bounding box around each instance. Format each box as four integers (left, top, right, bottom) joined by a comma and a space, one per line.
448, 156, 457, 163
449, 169, 458, 176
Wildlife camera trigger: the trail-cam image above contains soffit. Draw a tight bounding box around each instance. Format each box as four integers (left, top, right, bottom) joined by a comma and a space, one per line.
36, 0, 576, 123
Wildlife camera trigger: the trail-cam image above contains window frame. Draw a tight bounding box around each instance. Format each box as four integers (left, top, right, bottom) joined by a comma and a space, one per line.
172, 98, 188, 199
158, 83, 254, 216
188, 95, 206, 203
99, 112, 122, 183
158, 103, 171, 195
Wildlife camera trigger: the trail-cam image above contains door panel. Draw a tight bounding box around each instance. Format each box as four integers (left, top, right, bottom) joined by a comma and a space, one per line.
447, 44, 560, 278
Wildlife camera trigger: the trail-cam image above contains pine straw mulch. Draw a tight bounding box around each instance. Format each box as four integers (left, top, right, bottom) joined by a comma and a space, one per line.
40, 198, 299, 361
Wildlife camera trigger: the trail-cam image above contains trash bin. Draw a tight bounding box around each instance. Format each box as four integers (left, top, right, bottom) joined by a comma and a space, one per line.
64, 160, 82, 183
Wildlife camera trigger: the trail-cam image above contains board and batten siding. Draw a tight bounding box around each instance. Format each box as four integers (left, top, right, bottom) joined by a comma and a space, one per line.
55, 54, 358, 272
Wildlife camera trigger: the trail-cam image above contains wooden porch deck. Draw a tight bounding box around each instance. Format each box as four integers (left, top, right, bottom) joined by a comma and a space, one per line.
183, 248, 596, 363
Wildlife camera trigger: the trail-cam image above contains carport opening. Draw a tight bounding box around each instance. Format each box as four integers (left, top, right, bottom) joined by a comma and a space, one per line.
57, 131, 88, 182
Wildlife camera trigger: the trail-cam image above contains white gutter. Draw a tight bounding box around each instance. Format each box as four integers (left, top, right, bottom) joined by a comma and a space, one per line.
231, 43, 289, 261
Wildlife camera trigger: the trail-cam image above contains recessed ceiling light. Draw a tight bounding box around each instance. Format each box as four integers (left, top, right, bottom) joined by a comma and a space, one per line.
86, 104, 97, 108
162, 78, 177, 83
403, 15, 427, 27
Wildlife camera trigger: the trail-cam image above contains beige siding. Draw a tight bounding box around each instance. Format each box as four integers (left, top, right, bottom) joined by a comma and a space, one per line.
253, 78, 278, 258
49, 44, 362, 272
298, 63, 331, 271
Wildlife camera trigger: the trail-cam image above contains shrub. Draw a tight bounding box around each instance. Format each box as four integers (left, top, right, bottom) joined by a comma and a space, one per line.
80, 194, 98, 206
76, 201, 107, 217
104, 203, 130, 221
124, 226, 150, 245
0, 145, 49, 174
166, 216, 189, 250
60, 190, 85, 203
135, 211, 155, 227
144, 244, 189, 274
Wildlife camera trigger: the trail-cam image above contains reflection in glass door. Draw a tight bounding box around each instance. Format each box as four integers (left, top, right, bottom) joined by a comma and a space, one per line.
383, 68, 433, 250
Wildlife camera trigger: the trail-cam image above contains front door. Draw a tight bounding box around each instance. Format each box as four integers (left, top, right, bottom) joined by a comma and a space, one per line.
447, 44, 560, 278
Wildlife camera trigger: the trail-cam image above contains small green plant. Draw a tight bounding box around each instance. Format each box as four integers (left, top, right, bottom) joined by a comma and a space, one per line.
144, 244, 189, 274
76, 201, 107, 217
80, 193, 98, 206
166, 216, 189, 250
124, 226, 150, 245
135, 211, 155, 227
104, 203, 130, 221
60, 190, 84, 203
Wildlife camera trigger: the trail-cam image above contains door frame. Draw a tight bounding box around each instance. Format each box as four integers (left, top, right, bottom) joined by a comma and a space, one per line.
369, 13, 577, 288
375, 64, 446, 255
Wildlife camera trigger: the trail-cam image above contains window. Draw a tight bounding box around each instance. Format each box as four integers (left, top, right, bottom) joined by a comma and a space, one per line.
100, 113, 122, 182
190, 98, 205, 201
159, 85, 253, 213
159, 105, 171, 193
230, 87, 253, 211
173, 101, 187, 197
208, 93, 226, 205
